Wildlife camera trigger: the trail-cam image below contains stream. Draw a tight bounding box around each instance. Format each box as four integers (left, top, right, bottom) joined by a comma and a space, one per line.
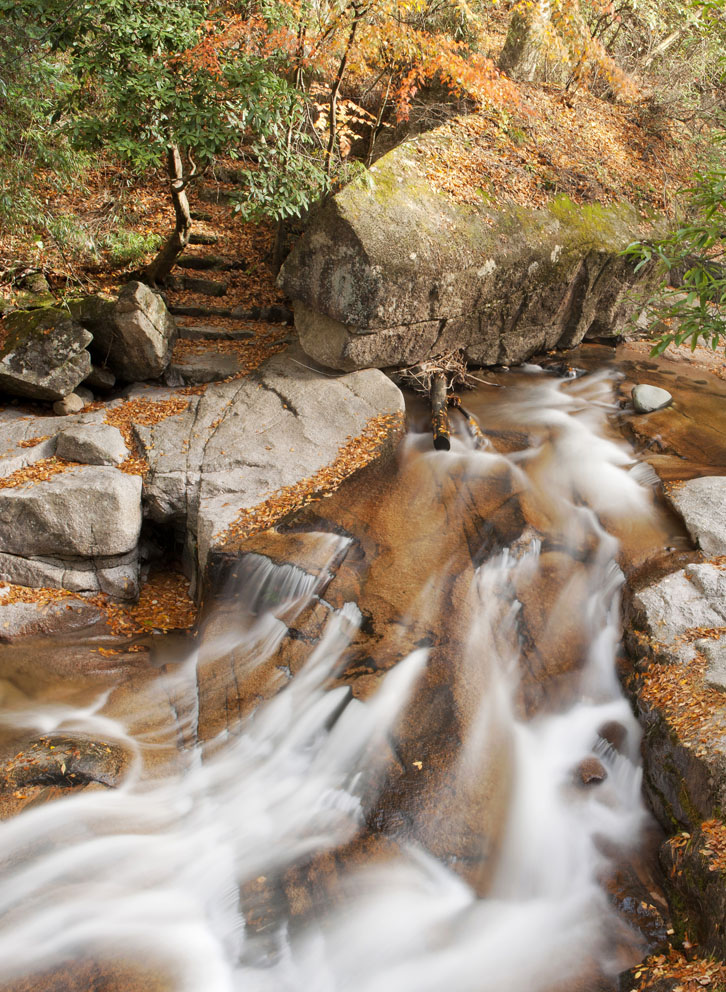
0, 354, 689, 992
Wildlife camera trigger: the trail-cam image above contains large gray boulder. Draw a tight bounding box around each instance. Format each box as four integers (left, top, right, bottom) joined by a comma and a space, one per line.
279, 128, 661, 371
630, 563, 726, 665
0, 466, 142, 557
0, 409, 142, 599
133, 347, 405, 582
73, 281, 177, 382
666, 476, 726, 556
0, 308, 92, 400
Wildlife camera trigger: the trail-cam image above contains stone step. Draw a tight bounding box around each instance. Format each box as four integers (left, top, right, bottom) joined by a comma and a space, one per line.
231, 304, 294, 324
189, 232, 219, 246
178, 325, 254, 341
170, 353, 247, 385
168, 302, 294, 323
182, 275, 228, 297
177, 254, 235, 272
197, 187, 234, 205
190, 209, 213, 221
168, 303, 234, 318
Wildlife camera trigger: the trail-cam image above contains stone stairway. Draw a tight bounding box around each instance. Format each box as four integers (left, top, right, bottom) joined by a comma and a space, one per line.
160, 207, 295, 386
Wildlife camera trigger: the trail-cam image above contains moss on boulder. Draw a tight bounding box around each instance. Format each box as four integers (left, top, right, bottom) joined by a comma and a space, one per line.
279, 127, 663, 371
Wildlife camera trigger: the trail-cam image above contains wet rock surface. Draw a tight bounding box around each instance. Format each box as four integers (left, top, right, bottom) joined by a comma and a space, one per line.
600, 342, 726, 960
0, 339, 721, 989
632, 383, 673, 413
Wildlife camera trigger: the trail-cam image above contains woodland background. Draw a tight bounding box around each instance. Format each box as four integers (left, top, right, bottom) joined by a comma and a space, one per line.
2, 0, 726, 346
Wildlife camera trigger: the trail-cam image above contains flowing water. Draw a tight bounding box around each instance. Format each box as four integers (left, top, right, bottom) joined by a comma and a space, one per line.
0, 361, 683, 992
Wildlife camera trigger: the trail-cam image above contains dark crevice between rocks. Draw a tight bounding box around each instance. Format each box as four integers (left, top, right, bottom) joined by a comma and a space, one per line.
255, 377, 301, 418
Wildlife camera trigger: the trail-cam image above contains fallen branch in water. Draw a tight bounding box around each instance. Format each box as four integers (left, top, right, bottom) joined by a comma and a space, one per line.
431, 373, 451, 450
397, 349, 479, 394
448, 395, 489, 450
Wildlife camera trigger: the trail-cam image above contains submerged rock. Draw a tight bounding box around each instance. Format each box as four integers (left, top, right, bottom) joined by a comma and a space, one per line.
632, 383, 673, 413
0, 308, 92, 401
576, 756, 608, 785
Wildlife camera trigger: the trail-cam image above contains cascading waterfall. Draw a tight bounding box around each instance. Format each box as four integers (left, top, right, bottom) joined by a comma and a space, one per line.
0, 367, 666, 991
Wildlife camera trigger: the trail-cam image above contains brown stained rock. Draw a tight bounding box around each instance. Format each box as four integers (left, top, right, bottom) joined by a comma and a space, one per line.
514, 550, 592, 696
0, 596, 106, 642
1, 959, 174, 992
575, 755, 608, 786
597, 719, 628, 752
0, 734, 130, 793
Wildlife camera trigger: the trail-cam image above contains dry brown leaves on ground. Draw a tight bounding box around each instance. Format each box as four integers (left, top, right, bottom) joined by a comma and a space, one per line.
0, 571, 197, 637
223, 412, 405, 549
96, 571, 197, 637
699, 819, 726, 873
17, 435, 52, 448
420, 84, 703, 213
666, 820, 726, 877
103, 396, 191, 477
0, 581, 73, 607
0, 456, 73, 490
629, 946, 726, 992
639, 654, 726, 757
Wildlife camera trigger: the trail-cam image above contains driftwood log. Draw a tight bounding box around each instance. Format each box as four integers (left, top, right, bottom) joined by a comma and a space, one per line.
448, 396, 489, 450
431, 373, 451, 450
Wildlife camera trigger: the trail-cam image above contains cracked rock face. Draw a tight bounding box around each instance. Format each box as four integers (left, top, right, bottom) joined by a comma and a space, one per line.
630, 563, 726, 664
278, 129, 661, 372
135, 347, 405, 579
0, 348, 403, 599
0, 466, 142, 558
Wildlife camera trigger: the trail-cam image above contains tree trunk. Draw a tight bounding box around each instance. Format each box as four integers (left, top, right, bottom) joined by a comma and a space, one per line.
144, 144, 192, 286
326, 3, 364, 176
498, 0, 553, 83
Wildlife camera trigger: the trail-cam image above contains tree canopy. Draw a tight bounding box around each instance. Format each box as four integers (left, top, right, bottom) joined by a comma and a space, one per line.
1, 0, 726, 343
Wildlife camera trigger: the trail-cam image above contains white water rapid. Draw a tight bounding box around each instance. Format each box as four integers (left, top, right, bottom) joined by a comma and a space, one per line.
0, 369, 664, 992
